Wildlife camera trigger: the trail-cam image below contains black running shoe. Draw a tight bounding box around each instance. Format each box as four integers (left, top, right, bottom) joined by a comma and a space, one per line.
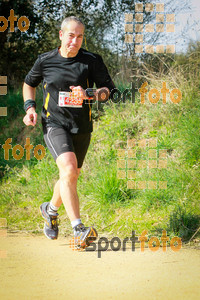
73, 223, 98, 249
40, 202, 59, 240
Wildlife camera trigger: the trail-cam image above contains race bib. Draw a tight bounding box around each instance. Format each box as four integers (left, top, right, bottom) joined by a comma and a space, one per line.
58, 91, 83, 108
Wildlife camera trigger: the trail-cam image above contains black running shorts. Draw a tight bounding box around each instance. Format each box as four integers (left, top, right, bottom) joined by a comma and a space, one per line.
43, 126, 91, 168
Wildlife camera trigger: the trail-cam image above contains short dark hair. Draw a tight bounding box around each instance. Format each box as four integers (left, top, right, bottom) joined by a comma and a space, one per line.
61, 16, 85, 31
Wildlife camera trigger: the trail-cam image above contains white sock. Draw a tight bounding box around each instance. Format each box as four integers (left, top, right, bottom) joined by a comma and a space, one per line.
71, 218, 82, 229
48, 201, 59, 215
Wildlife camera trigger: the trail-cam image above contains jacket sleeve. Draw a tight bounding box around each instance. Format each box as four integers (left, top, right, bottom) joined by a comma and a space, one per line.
92, 54, 115, 92
24, 56, 43, 87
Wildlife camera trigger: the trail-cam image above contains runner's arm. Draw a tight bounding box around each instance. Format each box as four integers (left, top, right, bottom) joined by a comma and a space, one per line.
95, 87, 110, 101
23, 83, 37, 126
70, 86, 110, 102
23, 82, 36, 101
23, 55, 43, 127
91, 54, 115, 101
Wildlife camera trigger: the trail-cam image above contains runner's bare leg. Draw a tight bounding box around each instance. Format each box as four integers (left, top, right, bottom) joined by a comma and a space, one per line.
50, 169, 81, 208
50, 152, 81, 221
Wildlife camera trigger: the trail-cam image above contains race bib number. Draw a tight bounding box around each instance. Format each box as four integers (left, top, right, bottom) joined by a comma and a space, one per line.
58, 91, 83, 108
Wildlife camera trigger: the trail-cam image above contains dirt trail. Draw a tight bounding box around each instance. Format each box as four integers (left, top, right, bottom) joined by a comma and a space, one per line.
0, 234, 199, 300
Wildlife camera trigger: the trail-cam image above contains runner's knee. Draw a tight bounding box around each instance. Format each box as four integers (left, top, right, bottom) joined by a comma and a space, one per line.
59, 165, 78, 184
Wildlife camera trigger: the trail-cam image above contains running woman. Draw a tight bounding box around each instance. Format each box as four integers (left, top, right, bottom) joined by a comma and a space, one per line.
22, 16, 115, 248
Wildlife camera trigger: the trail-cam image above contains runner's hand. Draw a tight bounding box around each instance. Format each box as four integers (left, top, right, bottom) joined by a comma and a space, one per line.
23, 107, 37, 126
70, 86, 87, 99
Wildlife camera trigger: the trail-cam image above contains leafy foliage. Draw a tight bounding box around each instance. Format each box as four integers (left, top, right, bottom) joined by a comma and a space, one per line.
169, 206, 200, 240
